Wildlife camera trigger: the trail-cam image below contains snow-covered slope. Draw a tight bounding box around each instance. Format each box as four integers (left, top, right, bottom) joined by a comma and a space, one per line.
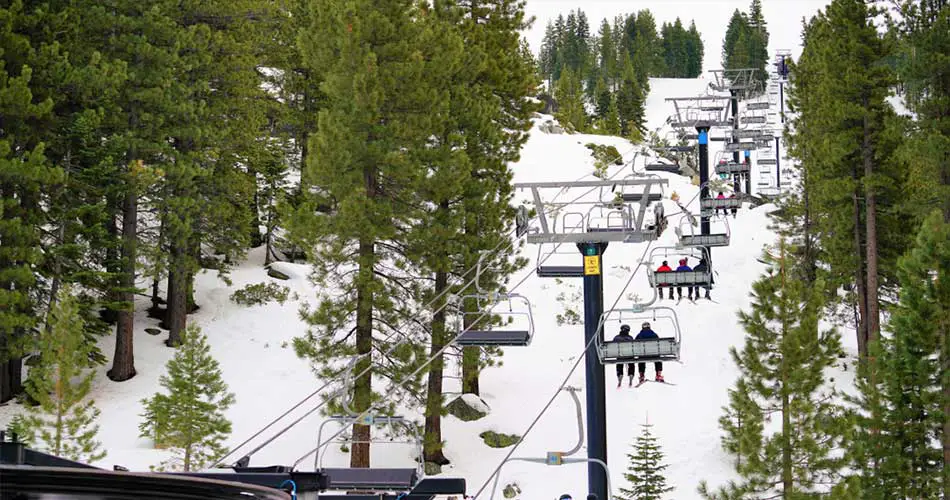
0, 71, 857, 498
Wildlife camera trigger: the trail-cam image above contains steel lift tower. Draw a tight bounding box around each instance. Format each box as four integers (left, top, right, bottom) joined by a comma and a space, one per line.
515, 177, 669, 500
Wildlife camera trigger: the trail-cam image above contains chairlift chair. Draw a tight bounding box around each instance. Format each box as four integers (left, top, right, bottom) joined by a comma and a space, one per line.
455, 293, 535, 347
715, 161, 750, 176
596, 306, 682, 364
675, 213, 731, 247
646, 246, 713, 288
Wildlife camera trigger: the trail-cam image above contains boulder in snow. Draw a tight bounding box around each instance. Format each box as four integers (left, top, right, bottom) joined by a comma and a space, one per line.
445, 393, 490, 421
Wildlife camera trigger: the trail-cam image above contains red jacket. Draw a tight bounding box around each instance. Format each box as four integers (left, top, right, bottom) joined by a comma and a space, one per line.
656, 265, 672, 272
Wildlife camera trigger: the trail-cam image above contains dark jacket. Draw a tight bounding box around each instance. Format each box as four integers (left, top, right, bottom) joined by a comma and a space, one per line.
612, 332, 634, 342
693, 260, 708, 272
636, 328, 658, 340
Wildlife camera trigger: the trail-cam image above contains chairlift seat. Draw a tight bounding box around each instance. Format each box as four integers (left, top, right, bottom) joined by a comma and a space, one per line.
715, 163, 750, 175
680, 233, 730, 247
600, 338, 680, 363
322, 468, 418, 491
758, 158, 777, 165
650, 270, 712, 287
723, 143, 755, 153
701, 198, 741, 210
455, 330, 531, 347
746, 102, 770, 110
699, 106, 724, 112
587, 227, 626, 233
620, 193, 663, 203
537, 266, 585, 278
742, 116, 768, 124
645, 163, 680, 173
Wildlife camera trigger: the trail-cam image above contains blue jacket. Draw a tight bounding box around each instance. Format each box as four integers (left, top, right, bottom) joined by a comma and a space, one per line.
636, 328, 658, 340
676, 265, 692, 272
612, 332, 634, 342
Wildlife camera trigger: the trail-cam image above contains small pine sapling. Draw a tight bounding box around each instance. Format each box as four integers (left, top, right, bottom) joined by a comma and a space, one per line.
139, 325, 235, 471
9, 286, 105, 463
618, 423, 675, 500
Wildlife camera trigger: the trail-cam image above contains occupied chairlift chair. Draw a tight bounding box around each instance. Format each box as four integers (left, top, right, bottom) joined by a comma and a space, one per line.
646, 246, 713, 289
455, 253, 535, 347
597, 305, 682, 364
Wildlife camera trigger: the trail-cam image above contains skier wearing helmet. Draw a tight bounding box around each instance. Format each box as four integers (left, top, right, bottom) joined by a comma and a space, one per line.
612, 324, 636, 387
635, 322, 664, 382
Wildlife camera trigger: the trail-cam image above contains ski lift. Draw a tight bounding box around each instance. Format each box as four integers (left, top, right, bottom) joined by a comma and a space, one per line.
596, 306, 682, 364
646, 246, 713, 288
456, 252, 535, 346
675, 213, 731, 248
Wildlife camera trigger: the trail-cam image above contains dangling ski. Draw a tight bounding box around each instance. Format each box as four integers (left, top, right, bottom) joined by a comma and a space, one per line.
636, 379, 677, 387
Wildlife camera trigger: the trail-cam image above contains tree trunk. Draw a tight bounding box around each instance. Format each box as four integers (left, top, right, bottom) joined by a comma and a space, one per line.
165, 242, 188, 347
101, 210, 120, 325
852, 167, 869, 362
350, 164, 378, 469
109, 187, 138, 381
460, 294, 480, 395
423, 269, 450, 466
151, 205, 166, 313
862, 110, 881, 357
779, 244, 793, 495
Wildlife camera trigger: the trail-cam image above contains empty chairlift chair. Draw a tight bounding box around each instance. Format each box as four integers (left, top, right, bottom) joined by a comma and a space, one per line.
675, 213, 731, 247
455, 293, 535, 347
597, 306, 682, 364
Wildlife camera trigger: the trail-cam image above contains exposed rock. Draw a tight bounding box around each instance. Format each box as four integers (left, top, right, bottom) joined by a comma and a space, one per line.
445, 393, 490, 422
480, 430, 520, 448
538, 119, 565, 135
267, 267, 290, 280
145, 328, 162, 336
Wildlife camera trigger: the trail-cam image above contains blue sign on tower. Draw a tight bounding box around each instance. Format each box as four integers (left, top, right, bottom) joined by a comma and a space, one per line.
698, 130, 708, 145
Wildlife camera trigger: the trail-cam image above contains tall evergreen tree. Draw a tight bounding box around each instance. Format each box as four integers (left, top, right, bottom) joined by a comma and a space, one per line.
847, 210, 950, 499
0, 0, 60, 402
139, 325, 235, 472
292, 0, 441, 467
456, 0, 536, 398
9, 286, 105, 463
788, 0, 906, 362
699, 241, 847, 499
618, 423, 675, 500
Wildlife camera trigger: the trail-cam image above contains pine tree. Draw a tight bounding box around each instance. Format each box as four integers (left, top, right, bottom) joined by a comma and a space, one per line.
9, 286, 105, 463
292, 0, 443, 467
139, 325, 235, 472
413, 0, 535, 465
847, 211, 950, 498
699, 241, 847, 499
787, 0, 906, 362
618, 423, 675, 500
554, 67, 587, 132
0, 0, 61, 402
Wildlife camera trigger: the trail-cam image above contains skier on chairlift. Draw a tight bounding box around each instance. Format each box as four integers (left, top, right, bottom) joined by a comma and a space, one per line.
656, 260, 673, 299
715, 191, 727, 216
729, 192, 738, 218
636, 322, 664, 383
675, 258, 692, 300
693, 257, 711, 300
612, 325, 636, 387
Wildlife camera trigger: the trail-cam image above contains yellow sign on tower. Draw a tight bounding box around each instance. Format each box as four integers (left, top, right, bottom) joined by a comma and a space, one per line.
584, 255, 600, 275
